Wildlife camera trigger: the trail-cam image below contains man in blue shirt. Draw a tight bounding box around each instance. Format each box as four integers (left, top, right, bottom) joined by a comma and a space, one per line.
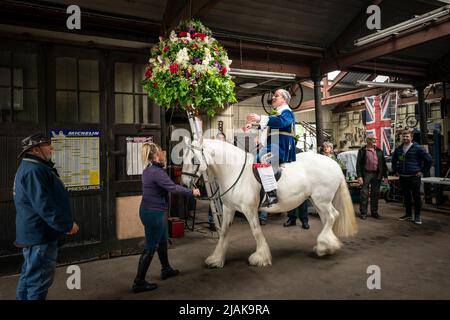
392, 129, 433, 225
14, 133, 79, 300
244, 89, 297, 207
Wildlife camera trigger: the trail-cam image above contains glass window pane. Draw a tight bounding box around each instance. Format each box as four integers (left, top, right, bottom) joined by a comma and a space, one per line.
13, 88, 23, 110
56, 57, 77, 90
134, 64, 146, 93
0, 87, 11, 110
13, 68, 23, 88
79, 60, 99, 91
115, 94, 133, 123
137, 95, 160, 124
14, 89, 38, 122
56, 91, 77, 122
115, 63, 133, 93
14, 53, 37, 88
0, 67, 11, 86
80, 92, 99, 123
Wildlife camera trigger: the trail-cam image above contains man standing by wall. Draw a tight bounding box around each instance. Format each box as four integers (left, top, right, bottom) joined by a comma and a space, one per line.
14, 133, 79, 300
356, 134, 388, 220
392, 129, 433, 225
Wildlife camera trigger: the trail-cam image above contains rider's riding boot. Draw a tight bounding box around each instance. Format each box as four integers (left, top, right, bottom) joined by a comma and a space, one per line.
157, 243, 180, 280
262, 190, 278, 207
132, 250, 158, 293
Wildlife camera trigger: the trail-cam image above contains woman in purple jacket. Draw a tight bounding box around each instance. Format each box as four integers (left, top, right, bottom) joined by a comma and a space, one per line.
132, 142, 200, 293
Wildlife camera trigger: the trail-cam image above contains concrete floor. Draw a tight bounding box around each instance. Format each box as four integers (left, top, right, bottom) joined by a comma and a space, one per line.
1, 200, 450, 300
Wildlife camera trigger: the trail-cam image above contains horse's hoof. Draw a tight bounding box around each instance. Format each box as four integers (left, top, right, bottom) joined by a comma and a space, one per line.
249, 252, 272, 267
205, 255, 224, 268
313, 246, 327, 257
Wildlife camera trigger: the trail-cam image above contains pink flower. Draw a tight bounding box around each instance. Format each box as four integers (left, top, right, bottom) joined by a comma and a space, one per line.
169, 63, 179, 74
145, 69, 152, 78
163, 46, 169, 53
179, 31, 188, 38
191, 44, 199, 50
220, 67, 228, 76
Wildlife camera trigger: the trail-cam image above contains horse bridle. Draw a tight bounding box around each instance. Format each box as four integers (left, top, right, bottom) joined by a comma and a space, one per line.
181, 144, 204, 188
181, 142, 248, 200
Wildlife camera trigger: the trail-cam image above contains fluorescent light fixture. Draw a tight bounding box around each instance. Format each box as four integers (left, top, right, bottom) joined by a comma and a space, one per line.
230, 68, 296, 80
356, 80, 414, 89
354, 5, 450, 46
239, 82, 258, 89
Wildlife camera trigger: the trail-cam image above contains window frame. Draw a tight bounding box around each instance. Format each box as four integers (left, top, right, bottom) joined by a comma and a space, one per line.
0, 42, 40, 124
49, 45, 102, 126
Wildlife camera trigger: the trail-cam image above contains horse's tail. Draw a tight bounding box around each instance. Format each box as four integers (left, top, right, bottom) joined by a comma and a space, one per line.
332, 177, 358, 237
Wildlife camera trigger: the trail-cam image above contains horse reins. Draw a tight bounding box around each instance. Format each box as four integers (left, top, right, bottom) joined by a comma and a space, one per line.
181, 143, 248, 201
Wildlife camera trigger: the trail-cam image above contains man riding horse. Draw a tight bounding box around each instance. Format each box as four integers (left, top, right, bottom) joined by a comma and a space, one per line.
244, 88, 297, 207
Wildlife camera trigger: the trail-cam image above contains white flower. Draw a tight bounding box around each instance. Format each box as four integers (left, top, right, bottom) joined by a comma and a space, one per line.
223, 58, 232, 68
176, 48, 190, 67
157, 55, 163, 64
193, 64, 207, 73
169, 31, 177, 42
206, 36, 214, 46
202, 49, 212, 66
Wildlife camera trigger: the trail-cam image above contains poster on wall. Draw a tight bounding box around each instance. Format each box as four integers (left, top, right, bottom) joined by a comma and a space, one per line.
126, 136, 153, 175
50, 129, 101, 191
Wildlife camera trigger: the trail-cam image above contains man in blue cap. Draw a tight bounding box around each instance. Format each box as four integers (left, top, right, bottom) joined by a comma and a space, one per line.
14, 133, 79, 300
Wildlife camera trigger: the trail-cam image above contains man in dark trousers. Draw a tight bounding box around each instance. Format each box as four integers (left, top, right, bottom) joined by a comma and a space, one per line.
283, 200, 310, 229
392, 129, 433, 225
356, 134, 389, 219
14, 133, 79, 300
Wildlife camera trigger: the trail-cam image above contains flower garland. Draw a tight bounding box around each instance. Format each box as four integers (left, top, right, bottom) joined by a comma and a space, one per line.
142, 20, 237, 116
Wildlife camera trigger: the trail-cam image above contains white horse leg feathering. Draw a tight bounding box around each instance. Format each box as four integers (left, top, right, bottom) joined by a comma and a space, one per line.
181, 139, 358, 268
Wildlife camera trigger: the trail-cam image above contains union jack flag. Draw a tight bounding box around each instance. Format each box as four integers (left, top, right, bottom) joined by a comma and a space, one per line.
364, 91, 392, 155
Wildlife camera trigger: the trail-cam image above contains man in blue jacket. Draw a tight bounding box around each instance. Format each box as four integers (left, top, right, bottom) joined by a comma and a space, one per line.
245, 89, 297, 206
392, 129, 433, 225
14, 133, 79, 300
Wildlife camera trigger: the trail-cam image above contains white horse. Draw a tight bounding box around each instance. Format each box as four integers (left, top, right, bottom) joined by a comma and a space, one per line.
181, 138, 357, 268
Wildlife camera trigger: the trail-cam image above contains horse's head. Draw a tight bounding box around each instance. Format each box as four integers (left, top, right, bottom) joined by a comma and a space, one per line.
181, 137, 209, 188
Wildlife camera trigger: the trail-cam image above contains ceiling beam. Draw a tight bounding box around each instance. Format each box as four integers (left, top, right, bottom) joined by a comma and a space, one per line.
220, 39, 323, 59
296, 87, 387, 111
326, 0, 384, 59
300, 81, 315, 89
350, 61, 428, 77
328, 71, 349, 91
322, 17, 450, 73
229, 57, 310, 78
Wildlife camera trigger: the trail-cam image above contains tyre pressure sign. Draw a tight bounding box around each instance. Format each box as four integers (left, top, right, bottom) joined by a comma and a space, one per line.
50, 129, 101, 191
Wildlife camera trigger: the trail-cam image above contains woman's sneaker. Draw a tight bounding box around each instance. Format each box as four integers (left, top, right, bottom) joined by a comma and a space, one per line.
414, 217, 422, 225
398, 215, 413, 221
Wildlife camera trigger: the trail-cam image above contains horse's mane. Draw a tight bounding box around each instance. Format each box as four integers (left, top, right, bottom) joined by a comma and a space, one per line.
202, 139, 253, 165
